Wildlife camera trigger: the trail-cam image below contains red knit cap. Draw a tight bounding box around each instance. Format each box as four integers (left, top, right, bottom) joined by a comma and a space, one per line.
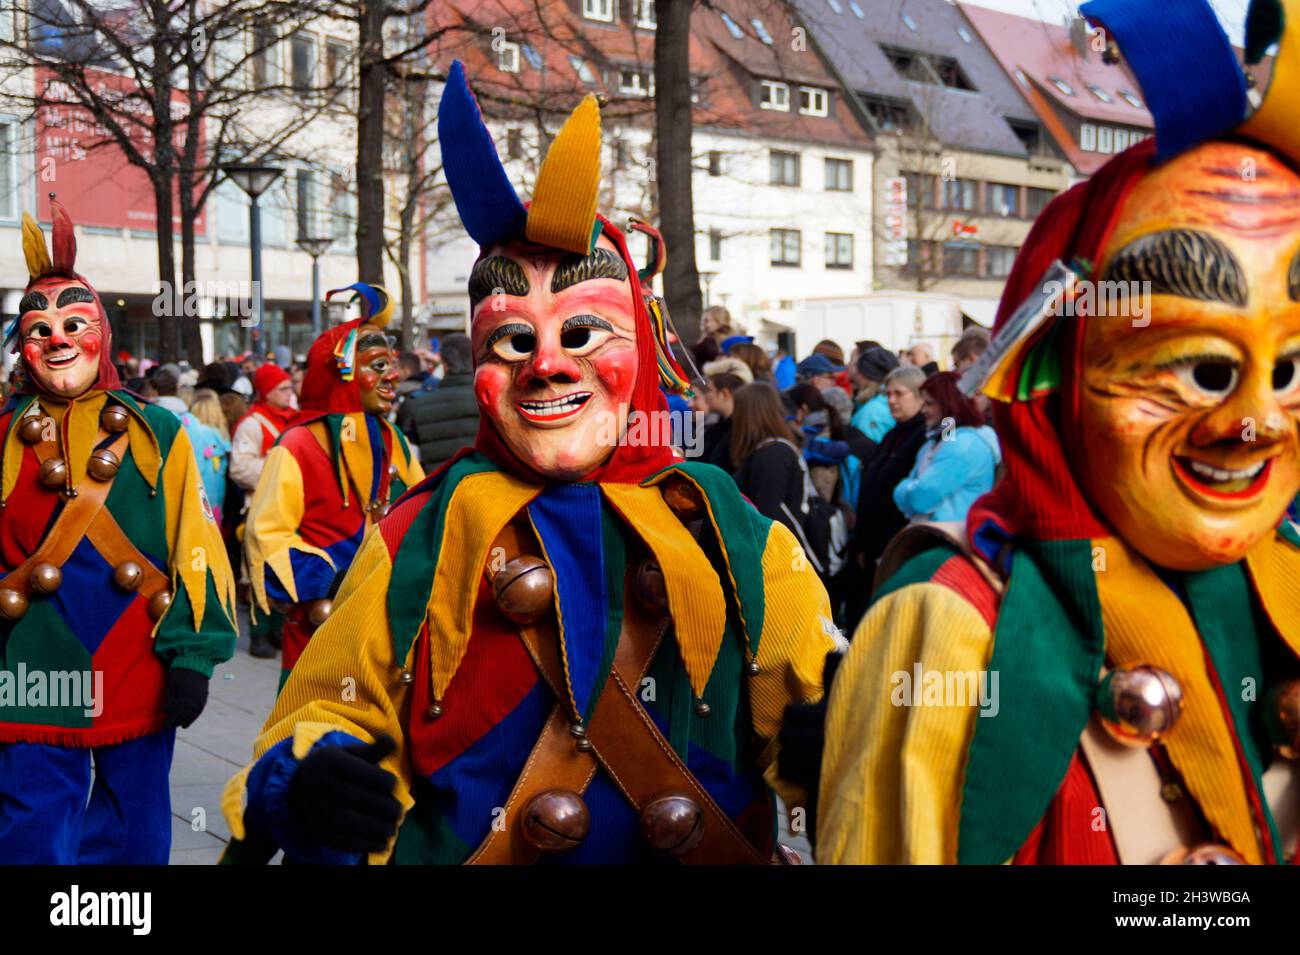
252, 363, 290, 399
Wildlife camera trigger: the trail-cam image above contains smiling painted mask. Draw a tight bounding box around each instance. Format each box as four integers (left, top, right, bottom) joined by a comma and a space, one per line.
1078, 141, 1300, 570
355, 326, 399, 417
470, 237, 639, 480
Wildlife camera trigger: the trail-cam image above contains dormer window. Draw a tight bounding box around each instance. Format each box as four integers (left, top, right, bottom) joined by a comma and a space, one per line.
720, 12, 743, 39
620, 69, 653, 96
751, 18, 774, 44
760, 80, 790, 111
497, 41, 519, 73
1087, 83, 1113, 103
583, 0, 614, 23
1049, 75, 1075, 96
798, 86, 828, 116
635, 0, 656, 29
1119, 89, 1143, 108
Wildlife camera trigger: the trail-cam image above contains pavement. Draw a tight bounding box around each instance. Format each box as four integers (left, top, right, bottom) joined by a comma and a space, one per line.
168, 606, 814, 864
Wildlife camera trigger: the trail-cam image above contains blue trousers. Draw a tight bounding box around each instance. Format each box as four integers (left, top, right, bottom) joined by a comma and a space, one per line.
0, 731, 175, 865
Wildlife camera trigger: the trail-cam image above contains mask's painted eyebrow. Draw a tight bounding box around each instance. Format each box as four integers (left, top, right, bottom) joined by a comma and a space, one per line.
56, 286, 96, 308
561, 315, 613, 332
18, 291, 48, 315
357, 332, 391, 352
1102, 229, 1246, 307
469, 256, 530, 305
550, 248, 628, 293
485, 322, 534, 350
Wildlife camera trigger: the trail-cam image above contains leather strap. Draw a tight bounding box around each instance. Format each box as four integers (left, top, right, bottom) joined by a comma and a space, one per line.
1, 430, 130, 592
466, 519, 769, 865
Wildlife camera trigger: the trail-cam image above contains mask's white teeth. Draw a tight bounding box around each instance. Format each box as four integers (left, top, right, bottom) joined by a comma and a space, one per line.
519, 392, 592, 413
1185, 458, 1265, 482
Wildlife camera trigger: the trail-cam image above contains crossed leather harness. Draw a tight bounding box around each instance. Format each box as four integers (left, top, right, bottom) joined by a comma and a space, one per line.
0, 422, 170, 621
466, 517, 772, 865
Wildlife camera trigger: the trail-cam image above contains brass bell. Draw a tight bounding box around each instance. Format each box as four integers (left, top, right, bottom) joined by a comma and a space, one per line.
492, 555, 554, 625
1263, 680, 1300, 760
388, 463, 399, 480
86, 447, 121, 481
426, 701, 443, 719
1161, 844, 1247, 865
17, 416, 45, 444
39, 458, 68, 489
1101, 40, 1121, 65
101, 404, 130, 433
661, 477, 705, 520
30, 562, 62, 595
398, 669, 414, 684
113, 561, 143, 592
1095, 665, 1183, 747
745, 661, 760, 677
147, 589, 172, 620
305, 598, 333, 627
639, 790, 705, 858
632, 557, 668, 614
519, 788, 589, 852
0, 588, 28, 621
694, 699, 710, 717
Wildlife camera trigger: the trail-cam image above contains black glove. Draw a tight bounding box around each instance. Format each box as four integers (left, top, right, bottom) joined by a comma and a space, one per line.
288, 735, 402, 854
776, 651, 844, 847
164, 667, 210, 729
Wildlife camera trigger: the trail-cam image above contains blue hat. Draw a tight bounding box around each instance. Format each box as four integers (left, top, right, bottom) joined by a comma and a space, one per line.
721, 334, 754, 353
796, 353, 843, 379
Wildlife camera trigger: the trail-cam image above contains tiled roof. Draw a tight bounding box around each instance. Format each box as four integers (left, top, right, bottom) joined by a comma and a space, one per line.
790, 0, 1037, 157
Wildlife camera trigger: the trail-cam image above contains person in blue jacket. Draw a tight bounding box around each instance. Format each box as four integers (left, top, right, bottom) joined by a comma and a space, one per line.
849, 346, 900, 444
893, 371, 999, 523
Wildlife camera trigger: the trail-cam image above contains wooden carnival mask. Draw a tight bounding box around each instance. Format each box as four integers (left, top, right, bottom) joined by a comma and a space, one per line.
355, 325, 399, 417
469, 234, 639, 481
1080, 141, 1300, 570
18, 278, 105, 400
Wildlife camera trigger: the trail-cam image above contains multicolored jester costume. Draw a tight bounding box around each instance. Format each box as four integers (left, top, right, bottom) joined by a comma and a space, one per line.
243, 283, 423, 683
222, 61, 837, 864
819, 0, 1300, 865
0, 201, 236, 864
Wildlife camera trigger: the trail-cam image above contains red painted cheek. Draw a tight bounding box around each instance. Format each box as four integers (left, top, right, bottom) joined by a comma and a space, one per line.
22, 342, 41, 366
357, 369, 379, 390
475, 366, 510, 416
593, 348, 639, 403
81, 333, 102, 357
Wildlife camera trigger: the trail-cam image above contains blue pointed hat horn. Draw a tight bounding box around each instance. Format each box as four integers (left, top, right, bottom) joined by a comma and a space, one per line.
437, 60, 529, 249
1081, 0, 1248, 162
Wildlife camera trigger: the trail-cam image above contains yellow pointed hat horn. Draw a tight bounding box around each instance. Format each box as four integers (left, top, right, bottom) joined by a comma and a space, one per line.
21, 212, 51, 283
1240, 0, 1300, 160
525, 95, 603, 255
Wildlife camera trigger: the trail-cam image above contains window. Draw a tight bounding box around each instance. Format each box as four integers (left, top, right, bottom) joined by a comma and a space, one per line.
986, 245, 1017, 279
1049, 75, 1075, 96
849, 0, 864, 17
1014, 68, 1029, 87
825, 233, 853, 269
620, 69, 653, 96
771, 229, 801, 267
906, 172, 937, 209
217, 178, 250, 244
708, 151, 722, 176
0, 6, 13, 43
881, 45, 975, 90
905, 239, 936, 274
569, 55, 597, 85
985, 182, 1019, 218
261, 178, 291, 248
498, 41, 520, 73
770, 150, 801, 187
1080, 122, 1097, 151
760, 80, 789, 111
901, 12, 918, 31
291, 33, 314, 93
719, 12, 744, 39
1009, 119, 1042, 155
825, 158, 852, 191
1026, 188, 1054, 218
612, 140, 626, 169
861, 94, 916, 133
329, 172, 356, 250
0, 121, 14, 220
1119, 89, 1143, 109
635, 0, 656, 28
709, 228, 722, 261
507, 127, 522, 160
1097, 125, 1114, 153
251, 23, 279, 86
827, 0, 843, 12
522, 44, 543, 70
296, 169, 318, 240
1087, 83, 1113, 104
325, 40, 351, 89
1114, 128, 1130, 151
943, 178, 976, 212
799, 86, 828, 116
583, 0, 615, 22
957, 25, 972, 43
943, 243, 978, 276
751, 18, 773, 44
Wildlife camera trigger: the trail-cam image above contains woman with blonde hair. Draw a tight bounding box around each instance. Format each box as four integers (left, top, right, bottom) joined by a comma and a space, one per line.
179, 387, 233, 524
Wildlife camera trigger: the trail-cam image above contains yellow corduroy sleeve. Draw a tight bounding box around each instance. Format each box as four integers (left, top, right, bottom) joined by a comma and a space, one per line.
816, 582, 993, 865
243, 443, 335, 614
221, 527, 414, 865
158, 423, 237, 640
750, 519, 842, 810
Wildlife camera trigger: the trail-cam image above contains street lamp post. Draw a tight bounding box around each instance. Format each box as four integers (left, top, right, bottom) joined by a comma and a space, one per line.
296, 236, 333, 337
222, 162, 282, 355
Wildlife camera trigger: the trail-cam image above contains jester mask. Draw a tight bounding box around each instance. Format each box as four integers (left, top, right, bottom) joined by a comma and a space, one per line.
438, 60, 687, 484
297, 283, 399, 419
12, 202, 120, 400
